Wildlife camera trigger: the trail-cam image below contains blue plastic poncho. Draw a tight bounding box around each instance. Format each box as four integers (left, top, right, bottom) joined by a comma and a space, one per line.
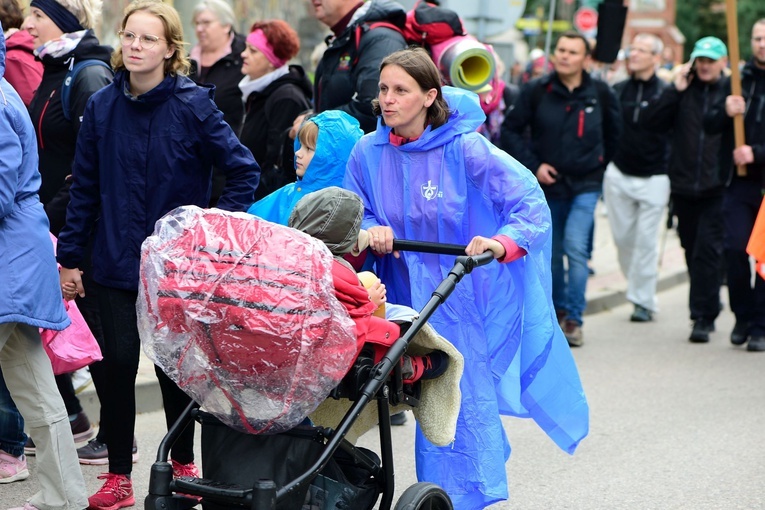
247, 110, 363, 225
344, 87, 589, 509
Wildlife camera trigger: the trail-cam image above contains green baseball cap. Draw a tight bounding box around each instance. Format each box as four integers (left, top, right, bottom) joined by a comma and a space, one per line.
690, 37, 728, 61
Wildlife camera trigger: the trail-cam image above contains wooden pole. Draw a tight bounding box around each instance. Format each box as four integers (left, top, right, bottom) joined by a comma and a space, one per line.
725, 0, 747, 176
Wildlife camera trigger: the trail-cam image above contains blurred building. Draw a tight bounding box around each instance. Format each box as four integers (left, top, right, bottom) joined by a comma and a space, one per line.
623, 0, 685, 64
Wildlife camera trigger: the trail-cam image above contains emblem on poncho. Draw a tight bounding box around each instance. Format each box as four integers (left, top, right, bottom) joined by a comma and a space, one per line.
421, 180, 442, 201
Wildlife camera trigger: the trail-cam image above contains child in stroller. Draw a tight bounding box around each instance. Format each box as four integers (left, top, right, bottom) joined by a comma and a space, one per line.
287, 186, 449, 386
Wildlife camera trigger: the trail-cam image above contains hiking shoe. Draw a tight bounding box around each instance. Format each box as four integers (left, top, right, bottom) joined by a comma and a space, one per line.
402, 351, 448, 384
171, 459, 199, 479
78, 438, 139, 466
24, 411, 94, 456
70, 411, 95, 442
747, 335, 765, 352
555, 309, 568, 329
630, 304, 653, 323
0, 451, 29, 483
564, 320, 583, 347
88, 473, 134, 510
689, 320, 714, 343
730, 321, 750, 346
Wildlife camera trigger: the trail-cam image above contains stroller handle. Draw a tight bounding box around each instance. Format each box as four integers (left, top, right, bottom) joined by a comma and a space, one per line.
391, 239, 495, 272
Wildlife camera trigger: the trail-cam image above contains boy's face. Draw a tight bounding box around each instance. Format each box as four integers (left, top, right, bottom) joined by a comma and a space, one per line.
295, 143, 315, 178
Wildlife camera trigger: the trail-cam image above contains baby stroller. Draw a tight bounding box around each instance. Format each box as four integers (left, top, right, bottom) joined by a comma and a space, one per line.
140, 207, 494, 510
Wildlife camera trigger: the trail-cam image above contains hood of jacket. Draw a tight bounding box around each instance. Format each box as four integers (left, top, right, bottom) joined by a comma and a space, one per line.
38, 29, 112, 68
247, 110, 363, 224
261, 64, 313, 101
370, 86, 485, 151
113, 70, 216, 117
350, 0, 406, 29
288, 186, 363, 256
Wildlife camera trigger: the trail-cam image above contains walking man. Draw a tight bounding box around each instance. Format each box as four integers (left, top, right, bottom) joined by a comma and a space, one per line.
310, 0, 407, 133
501, 31, 621, 346
706, 20, 765, 351
642, 36, 729, 343
604, 33, 670, 322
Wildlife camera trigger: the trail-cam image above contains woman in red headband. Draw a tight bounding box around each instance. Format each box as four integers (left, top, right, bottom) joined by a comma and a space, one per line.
238, 19, 312, 200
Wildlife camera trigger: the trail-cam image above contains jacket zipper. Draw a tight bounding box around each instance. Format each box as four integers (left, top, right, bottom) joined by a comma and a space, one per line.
632, 82, 644, 124
694, 85, 709, 194
37, 89, 56, 150
577, 110, 585, 138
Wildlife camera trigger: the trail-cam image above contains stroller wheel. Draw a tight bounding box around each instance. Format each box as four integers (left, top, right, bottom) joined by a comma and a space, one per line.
394, 482, 453, 510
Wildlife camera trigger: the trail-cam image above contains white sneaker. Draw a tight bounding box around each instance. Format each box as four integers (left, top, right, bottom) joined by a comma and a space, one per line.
72, 367, 93, 395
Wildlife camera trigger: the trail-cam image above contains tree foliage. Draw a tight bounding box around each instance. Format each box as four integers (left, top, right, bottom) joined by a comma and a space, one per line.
676, 0, 765, 61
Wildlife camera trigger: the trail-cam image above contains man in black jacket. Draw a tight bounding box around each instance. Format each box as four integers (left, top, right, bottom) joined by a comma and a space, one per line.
642, 36, 729, 343
501, 31, 621, 347
706, 20, 765, 351
603, 33, 670, 323
311, 0, 407, 133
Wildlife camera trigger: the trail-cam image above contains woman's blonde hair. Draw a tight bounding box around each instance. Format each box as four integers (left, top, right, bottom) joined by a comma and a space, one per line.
298, 120, 319, 151
111, 0, 191, 76
56, 0, 102, 30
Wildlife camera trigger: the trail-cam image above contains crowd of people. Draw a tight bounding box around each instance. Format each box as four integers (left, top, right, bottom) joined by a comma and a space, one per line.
0, 0, 763, 509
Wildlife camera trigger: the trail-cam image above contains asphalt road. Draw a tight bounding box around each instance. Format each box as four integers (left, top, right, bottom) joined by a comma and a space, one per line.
5, 282, 764, 509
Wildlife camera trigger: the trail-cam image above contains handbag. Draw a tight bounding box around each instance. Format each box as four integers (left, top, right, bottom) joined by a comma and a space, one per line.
40, 298, 102, 375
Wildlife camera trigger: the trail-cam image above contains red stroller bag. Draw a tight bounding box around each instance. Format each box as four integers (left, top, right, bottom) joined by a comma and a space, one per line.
138, 206, 357, 434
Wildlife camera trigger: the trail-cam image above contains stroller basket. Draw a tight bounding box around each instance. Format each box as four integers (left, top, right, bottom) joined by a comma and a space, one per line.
145, 240, 494, 510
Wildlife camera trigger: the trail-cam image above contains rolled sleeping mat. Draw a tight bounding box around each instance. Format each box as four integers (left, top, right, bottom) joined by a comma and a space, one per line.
430, 35, 496, 91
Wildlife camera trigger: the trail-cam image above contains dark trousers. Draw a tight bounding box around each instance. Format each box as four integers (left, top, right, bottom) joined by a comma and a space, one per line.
96, 284, 195, 474
723, 180, 765, 335
671, 193, 724, 322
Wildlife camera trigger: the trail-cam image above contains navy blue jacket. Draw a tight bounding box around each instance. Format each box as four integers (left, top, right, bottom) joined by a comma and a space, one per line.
57, 70, 260, 290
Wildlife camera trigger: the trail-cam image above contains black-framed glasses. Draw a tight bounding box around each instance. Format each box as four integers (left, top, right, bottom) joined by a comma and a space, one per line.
118, 30, 166, 49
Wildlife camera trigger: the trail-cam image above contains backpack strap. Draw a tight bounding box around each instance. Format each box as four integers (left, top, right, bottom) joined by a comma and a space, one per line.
352, 22, 405, 66
61, 59, 113, 121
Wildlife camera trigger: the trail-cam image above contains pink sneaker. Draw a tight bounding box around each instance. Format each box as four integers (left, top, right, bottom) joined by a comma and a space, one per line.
87, 473, 135, 510
0, 451, 29, 484
171, 459, 200, 479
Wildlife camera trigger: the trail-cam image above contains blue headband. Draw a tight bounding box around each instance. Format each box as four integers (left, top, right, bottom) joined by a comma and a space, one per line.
30, 0, 84, 34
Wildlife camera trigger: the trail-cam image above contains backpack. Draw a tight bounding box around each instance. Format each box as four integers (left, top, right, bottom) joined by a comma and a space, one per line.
353, 1, 466, 62
403, 0, 465, 47
61, 59, 113, 121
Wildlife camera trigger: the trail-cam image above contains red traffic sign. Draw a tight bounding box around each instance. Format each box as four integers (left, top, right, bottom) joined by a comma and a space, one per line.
573, 6, 598, 33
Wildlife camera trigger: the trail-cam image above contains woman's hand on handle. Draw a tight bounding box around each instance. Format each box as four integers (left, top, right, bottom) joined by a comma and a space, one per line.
60, 267, 85, 299
367, 226, 399, 258
466, 236, 506, 259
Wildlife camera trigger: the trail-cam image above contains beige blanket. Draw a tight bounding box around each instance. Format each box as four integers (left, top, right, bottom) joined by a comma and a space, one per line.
310, 321, 463, 446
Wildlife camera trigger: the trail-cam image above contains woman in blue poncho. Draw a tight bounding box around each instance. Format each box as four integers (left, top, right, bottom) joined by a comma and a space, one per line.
343, 47, 590, 509
247, 110, 362, 224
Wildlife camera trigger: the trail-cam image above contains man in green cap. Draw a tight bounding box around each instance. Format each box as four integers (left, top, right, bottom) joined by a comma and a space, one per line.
643, 36, 729, 343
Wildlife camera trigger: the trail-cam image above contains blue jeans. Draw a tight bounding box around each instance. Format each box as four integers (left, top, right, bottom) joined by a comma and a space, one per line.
0, 366, 27, 457
548, 191, 600, 325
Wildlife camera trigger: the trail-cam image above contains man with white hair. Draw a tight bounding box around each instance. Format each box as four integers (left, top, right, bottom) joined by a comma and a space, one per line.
603, 33, 670, 323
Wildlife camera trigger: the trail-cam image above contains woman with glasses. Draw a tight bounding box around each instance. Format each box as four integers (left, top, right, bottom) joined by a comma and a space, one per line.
190, 0, 246, 205
56, 1, 259, 508
22, 0, 112, 467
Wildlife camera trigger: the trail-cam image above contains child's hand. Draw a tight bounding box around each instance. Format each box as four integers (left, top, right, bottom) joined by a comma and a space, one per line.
367, 279, 387, 308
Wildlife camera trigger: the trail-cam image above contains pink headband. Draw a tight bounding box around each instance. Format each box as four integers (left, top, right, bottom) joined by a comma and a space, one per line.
246, 29, 286, 68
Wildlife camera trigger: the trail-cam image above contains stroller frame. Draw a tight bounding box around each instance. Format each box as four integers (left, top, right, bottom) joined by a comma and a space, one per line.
145, 241, 494, 510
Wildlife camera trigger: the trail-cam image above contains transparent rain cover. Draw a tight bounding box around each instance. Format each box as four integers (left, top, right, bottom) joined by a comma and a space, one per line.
138, 206, 357, 434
